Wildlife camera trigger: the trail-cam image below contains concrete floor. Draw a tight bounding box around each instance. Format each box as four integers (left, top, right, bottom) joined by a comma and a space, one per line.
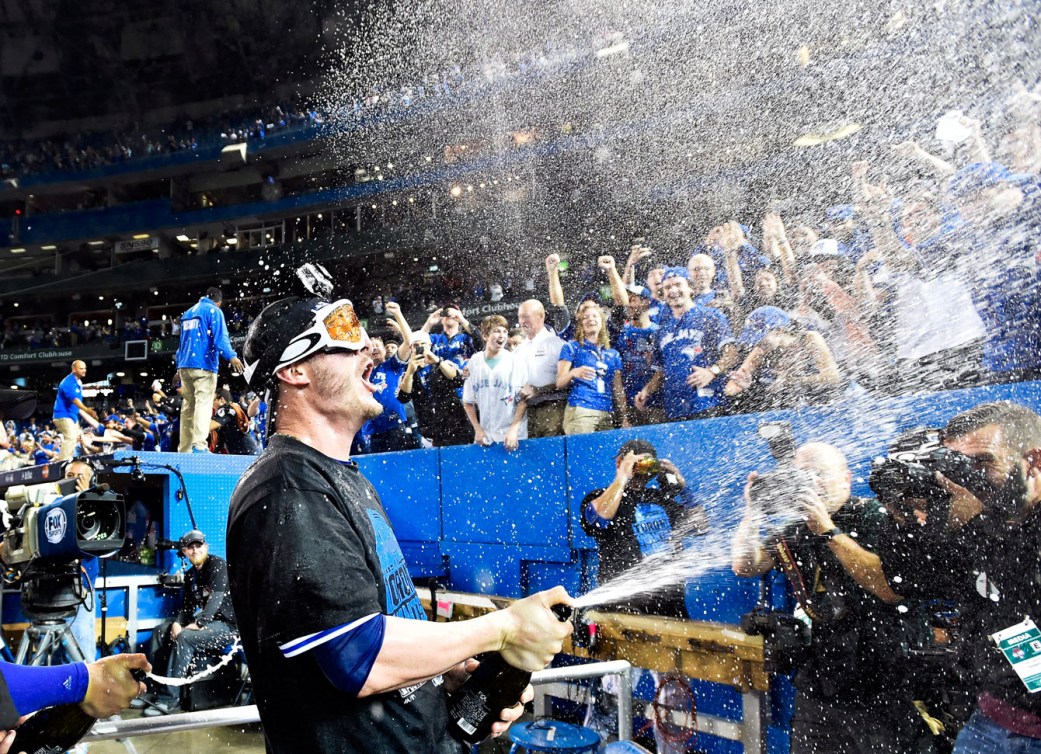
86, 712, 265, 754
83, 710, 524, 754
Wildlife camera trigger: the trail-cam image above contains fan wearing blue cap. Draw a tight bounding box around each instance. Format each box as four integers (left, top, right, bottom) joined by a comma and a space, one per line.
633, 268, 739, 421
724, 307, 842, 411
946, 162, 1041, 378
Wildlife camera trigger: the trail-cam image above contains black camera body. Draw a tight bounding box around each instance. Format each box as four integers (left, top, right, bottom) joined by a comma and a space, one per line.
868, 429, 988, 505
741, 605, 810, 672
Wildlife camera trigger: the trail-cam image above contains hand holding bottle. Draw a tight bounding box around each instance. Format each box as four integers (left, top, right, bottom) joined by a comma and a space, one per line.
81, 654, 151, 719
497, 586, 573, 672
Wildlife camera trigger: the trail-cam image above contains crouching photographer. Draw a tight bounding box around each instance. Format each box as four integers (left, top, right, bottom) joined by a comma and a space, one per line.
731, 441, 935, 754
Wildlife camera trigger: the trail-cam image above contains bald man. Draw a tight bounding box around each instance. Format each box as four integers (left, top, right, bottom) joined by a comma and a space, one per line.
514, 299, 569, 437
686, 253, 737, 328
731, 442, 932, 754
53, 360, 97, 461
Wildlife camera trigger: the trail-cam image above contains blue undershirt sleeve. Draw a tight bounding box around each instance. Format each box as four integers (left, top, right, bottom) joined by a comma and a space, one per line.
583, 500, 612, 530
280, 614, 386, 697
1, 660, 89, 716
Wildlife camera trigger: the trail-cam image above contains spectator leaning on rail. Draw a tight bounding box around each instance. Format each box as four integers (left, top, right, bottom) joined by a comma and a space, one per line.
556, 300, 627, 435
53, 360, 97, 461
175, 287, 244, 453
730, 442, 933, 754
512, 254, 573, 438
462, 315, 529, 450
946, 162, 1041, 383
633, 268, 739, 421
724, 306, 843, 413
364, 303, 422, 454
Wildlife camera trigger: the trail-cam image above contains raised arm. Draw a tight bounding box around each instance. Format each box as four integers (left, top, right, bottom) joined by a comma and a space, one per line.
545, 253, 565, 307
598, 255, 629, 306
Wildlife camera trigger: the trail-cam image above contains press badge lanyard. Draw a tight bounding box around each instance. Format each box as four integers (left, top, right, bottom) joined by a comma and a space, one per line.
584, 341, 607, 394
992, 616, 1041, 694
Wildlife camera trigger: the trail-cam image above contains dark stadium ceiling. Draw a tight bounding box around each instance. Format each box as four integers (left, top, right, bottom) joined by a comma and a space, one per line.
0, 0, 363, 134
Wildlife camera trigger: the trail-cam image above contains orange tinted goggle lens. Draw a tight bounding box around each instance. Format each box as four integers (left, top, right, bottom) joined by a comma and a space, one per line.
324, 304, 363, 345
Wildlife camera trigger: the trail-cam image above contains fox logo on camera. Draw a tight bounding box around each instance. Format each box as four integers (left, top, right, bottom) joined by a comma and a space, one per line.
44, 508, 67, 544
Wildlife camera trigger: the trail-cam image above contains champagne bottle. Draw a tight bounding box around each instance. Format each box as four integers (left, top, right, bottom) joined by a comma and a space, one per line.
13, 669, 147, 754
446, 604, 572, 745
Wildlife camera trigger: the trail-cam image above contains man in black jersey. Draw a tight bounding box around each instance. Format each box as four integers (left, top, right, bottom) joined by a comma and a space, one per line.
228, 296, 572, 754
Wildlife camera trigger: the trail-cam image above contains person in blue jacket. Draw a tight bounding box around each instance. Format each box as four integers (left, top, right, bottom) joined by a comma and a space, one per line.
175, 287, 243, 453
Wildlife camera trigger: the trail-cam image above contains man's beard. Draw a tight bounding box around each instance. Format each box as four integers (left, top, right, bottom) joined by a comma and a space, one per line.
986, 466, 1031, 521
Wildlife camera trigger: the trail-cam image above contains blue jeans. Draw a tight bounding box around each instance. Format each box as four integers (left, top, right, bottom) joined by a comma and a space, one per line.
954, 710, 1041, 754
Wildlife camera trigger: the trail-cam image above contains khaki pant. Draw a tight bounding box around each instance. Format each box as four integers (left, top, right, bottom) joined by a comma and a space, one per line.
178, 368, 218, 453
563, 405, 613, 435
527, 400, 566, 438
54, 417, 81, 461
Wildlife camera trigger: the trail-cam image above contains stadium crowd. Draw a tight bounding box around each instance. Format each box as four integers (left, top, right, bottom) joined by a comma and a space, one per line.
0, 33, 602, 180
1, 81, 1038, 463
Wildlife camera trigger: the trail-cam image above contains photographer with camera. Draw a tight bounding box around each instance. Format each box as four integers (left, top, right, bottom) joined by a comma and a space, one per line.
731, 442, 933, 753
396, 333, 470, 447
930, 402, 1041, 753
581, 439, 706, 616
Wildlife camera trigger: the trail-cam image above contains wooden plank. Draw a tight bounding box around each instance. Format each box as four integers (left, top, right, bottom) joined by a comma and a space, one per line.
419, 591, 770, 693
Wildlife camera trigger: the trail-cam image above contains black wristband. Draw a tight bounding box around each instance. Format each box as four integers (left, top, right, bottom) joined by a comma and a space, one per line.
822, 526, 842, 541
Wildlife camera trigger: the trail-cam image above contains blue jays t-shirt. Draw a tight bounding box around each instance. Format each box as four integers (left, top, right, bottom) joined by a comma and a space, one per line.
226, 434, 460, 754
558, 340, 623, 413
366, 357, 410, 435
429, 332, 475, 367
615, 323, 662, 407
53, 373, 83, 421
653, 304, 733, 419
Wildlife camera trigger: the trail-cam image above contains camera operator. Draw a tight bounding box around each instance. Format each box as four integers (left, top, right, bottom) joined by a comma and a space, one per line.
932, 402, 1041, 753
731, 442, 933, 753
64, 460, 101, 662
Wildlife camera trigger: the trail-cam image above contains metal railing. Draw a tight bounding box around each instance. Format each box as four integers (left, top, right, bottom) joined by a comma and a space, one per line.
84, 660, 633, 744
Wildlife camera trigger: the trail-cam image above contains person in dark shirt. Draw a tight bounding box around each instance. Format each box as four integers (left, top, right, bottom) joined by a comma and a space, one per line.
209, 389, 259, 455
145, 529, 237, 716
228, 294, 571, 753
396, 337, 470, 446
731, 442, 931, 754
936, 402, 1041, 752
580, 439, 706, 616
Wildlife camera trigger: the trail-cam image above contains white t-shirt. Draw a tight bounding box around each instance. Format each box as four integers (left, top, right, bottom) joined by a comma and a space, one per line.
890, 269, 986, 361
512, 327, 565, 388
462, 350, 529, 442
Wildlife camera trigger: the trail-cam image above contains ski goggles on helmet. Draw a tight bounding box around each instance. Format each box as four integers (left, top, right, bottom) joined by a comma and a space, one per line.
242, 298, 369, 387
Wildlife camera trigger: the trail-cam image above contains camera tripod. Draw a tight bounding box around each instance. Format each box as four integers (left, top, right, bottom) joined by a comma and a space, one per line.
13, 616, 87, 665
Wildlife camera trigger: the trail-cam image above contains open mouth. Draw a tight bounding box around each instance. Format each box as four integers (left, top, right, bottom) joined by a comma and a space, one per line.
361, 361, 377, 392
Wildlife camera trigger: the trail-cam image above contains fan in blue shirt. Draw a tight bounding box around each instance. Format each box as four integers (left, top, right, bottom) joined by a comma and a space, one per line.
634, 269, 739, 421
613, 285, 663, 414
947, 162, 1041, 377
556, 301, 627, 434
